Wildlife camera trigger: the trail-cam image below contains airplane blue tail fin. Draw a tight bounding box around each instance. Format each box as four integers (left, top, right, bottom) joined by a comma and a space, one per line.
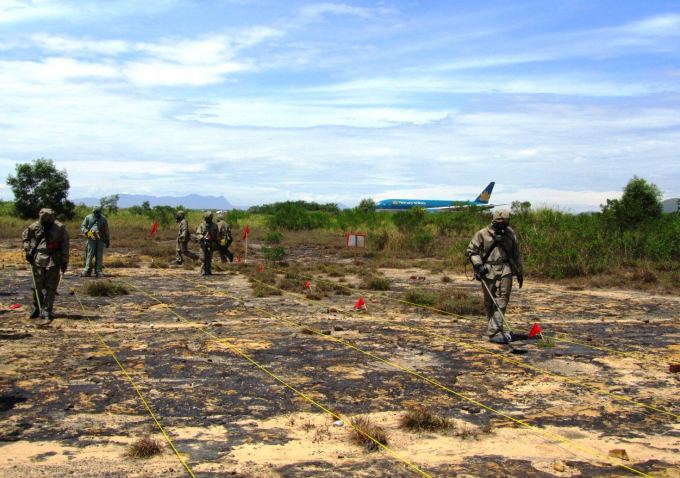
474, 182, 494, 203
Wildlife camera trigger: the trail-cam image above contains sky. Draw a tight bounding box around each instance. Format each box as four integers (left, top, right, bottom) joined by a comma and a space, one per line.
0, 0, 679, 211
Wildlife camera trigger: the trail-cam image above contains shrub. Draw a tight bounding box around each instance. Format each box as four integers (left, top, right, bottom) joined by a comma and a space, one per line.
399, 408, 454, 433
262, 245, 286, 262
349, 416, 388, 452
362, 276, 391, 291
83, 280, 128, 297
263, 231, 283, 245
126, 436, 163, 459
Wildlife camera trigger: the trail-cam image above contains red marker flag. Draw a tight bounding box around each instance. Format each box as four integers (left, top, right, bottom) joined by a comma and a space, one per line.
258, 265, 263, 272
9, 304, 20, 309
528, 323, 542, 338
354, 297, 365, 309
304, 281, 311, 289
149, 221, 158, 236
242, 224, 250, 240
237, 257, 241, 262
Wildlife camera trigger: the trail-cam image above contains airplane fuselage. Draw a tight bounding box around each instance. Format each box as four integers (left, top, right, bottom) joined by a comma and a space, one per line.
375, 182, 496, 213
376, 199, 479, 211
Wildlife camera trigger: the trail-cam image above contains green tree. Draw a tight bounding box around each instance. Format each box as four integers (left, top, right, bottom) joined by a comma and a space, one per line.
100, 194, 120, 215
511, 200, 532, 217
602, 176, 663, 229
357, 198, 376, 212
6, 158, 75, 220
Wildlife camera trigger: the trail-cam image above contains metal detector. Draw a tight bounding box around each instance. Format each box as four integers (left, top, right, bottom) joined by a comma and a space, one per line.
480, 277, 513, 334
29, 262, 46, 321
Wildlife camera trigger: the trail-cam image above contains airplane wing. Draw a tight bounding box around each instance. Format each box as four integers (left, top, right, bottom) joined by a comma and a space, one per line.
425, 203, 505, 212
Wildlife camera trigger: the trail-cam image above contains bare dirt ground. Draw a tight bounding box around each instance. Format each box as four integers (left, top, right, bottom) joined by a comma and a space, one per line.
1, 239, 679, 478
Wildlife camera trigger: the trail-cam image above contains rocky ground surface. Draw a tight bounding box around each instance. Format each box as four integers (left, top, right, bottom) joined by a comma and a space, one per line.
1, 241, 679, 478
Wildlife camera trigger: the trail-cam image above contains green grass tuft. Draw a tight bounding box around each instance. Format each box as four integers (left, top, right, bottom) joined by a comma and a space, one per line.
83, 280, 128, 297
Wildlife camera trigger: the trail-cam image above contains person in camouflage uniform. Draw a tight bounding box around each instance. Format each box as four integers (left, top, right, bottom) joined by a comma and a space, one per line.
216, 213, 234, 263
467, 209, 524, 344
172, 210, 198, 265
80, 205, 110, 277
195, 211, 219, 275
22, 208, 70, 325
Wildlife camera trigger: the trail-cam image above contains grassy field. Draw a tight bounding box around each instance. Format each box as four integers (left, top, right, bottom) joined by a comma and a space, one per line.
2, 201, 679, 293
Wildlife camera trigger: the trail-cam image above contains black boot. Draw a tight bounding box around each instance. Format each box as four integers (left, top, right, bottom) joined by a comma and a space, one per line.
29, 308, 40, 319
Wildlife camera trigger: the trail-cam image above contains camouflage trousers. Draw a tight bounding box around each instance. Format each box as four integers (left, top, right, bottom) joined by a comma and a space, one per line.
199, 243, 215, 275
480, 274, 513, 337
218, 245, 233, 263
31, 264, 61, 313
176, 239, 198, 263
84, 239, 104, 275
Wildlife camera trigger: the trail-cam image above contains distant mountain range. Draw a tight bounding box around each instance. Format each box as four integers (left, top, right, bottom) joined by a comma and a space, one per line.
662, 198, 679, 213
73, 194, 239, 210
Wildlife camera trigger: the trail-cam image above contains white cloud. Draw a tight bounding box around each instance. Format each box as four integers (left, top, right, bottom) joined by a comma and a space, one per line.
181, 99, 449, 127
31, 33, 129, 55
122, 60, 247, 86
298, 3, 395, 22
0, 0, 75, 24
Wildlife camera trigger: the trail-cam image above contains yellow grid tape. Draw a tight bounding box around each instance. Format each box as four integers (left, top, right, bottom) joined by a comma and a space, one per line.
60, 275, 196, 478
122, 273, 432, 478
259, 267, 680, 422
271, 266, 674, 366
157, 266, 655, 478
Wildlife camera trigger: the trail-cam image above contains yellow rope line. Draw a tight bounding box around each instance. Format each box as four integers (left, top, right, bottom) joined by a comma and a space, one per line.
255, 268, 679, 421
119, 273, 432, 478
273, 266, 674, 366
60, 275, 196, 478
156, 266, 655, 478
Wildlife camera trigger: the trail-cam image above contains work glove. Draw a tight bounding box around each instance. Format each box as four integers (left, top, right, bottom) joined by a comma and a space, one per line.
61, 262, 68, 273
104, 240, 110, 248
25, 251, 34, 263
474, 264, 488, 280
517, 275, 524, 289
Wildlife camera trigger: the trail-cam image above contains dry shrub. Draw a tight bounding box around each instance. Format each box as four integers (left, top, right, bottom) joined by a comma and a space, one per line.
251, 282, 281, 297
305, 291, 323, 300
401, 288, 484, 315
83, 280, 128, 297
349, 416, 388, 452
399, 408, 454, 433
126, 436, 163, 459
106, 256, 141, 268
300, 327, 315, 335
362, 276, 391, 291
441, 275, 452, 283
631, 267, 658, 284
277, 276, 307, 292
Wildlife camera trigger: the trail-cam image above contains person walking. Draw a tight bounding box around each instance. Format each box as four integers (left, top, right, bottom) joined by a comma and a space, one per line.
195, 211, 219, 275
467, 209, 524, 344
172, 210, 198, 265
216, 213, 234, 263
22, 208, 70, 325
81, 205, 110, 277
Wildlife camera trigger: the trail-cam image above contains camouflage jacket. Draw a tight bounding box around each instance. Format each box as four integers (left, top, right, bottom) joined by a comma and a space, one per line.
81, 214, 110, 241
467, 225, 524, 279
178, 219, 191, 243
22, 221, 70, 268
196, 221, 219, 249
217, 220, 232, 245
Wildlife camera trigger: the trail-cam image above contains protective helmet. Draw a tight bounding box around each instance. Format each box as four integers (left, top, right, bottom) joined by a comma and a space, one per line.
204, 211, 213, 221
216, 213, 224, 221
93, 205, 103, 215
492, 209, 511, 225
176, 210, 185, 219
39, 208, 56, 223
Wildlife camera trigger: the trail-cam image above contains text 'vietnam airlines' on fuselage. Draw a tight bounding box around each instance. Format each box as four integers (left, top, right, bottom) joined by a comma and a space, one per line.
375, 182, 498, 213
